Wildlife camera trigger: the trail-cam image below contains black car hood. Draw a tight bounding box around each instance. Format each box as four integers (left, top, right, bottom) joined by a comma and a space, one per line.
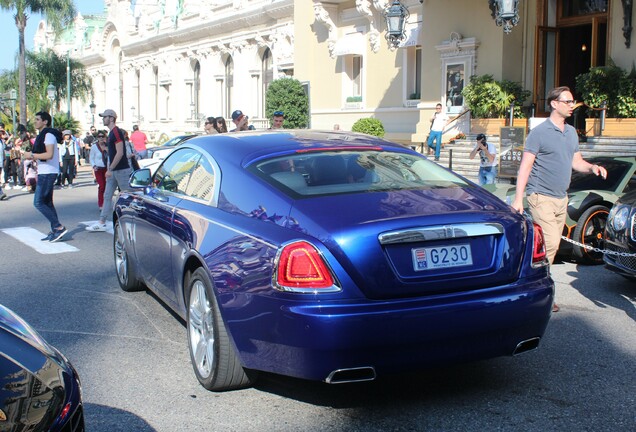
0, 305, 72, 431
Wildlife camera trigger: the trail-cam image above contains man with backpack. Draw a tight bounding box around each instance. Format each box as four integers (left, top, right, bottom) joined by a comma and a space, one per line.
86, 109, 132, 232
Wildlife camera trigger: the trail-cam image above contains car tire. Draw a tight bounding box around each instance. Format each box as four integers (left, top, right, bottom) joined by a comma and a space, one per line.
114, 219, 143, 292
186, 267, 256, 391
572, 205, 609, 265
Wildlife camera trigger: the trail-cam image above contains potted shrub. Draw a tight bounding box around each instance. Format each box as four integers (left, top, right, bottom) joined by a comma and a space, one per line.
462, 74, 530, 135
576, 63, 636, 137
351, 117, 385, 138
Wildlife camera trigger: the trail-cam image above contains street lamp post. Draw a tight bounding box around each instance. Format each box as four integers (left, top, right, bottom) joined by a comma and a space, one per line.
90, 101, 96, 126
67, 52, 71, 120
47, 84, 56, 128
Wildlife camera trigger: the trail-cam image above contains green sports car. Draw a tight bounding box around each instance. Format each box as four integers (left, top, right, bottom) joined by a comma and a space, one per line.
484, 156, 636, 264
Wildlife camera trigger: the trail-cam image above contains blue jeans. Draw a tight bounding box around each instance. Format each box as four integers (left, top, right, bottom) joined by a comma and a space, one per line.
478, 166, 498, 185
100, 168, 133, 222
427, 130, 443, 159
34, 173, 63, 231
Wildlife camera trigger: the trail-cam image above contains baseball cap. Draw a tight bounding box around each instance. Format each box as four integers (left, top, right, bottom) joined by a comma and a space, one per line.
99, 109, 117, 118
476, 133, 486, 141
62, 130, 72, 136
231, 110, 243, 121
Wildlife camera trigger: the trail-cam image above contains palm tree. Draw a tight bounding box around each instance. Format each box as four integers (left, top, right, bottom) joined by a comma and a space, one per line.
0, 0, 76, 125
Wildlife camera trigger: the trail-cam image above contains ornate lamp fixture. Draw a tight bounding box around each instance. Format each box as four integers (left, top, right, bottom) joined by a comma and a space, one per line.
89, 100, 96, 126
384, 0, 409, 48
489, 0, 520, 34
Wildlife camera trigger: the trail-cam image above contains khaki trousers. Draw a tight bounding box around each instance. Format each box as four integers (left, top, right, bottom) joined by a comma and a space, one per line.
527, 193, 568, 265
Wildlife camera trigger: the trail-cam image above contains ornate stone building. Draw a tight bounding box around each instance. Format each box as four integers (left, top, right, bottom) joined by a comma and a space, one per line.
37, 0, 634, 146
36, 0, 294, 138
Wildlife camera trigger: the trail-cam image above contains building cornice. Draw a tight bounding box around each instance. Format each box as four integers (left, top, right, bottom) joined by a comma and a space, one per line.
122, 0, 293, 56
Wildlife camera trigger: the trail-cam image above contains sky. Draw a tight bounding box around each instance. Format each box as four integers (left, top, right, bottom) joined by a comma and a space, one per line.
0, 0, 106, 72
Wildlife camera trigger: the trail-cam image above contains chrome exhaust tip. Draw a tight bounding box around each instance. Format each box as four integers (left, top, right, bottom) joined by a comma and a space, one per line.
325, 367, 376, 384
512, 337, 541, 356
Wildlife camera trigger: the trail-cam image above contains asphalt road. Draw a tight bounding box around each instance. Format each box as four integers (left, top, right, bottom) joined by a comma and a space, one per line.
0, 166, 634, 431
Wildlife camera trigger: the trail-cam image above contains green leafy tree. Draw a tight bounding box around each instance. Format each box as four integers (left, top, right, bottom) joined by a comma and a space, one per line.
0, 0, 76, 125
576, 62, 636, 118
26, 49, 92, 113
265, 78, 309, 128
351, 117, 385, 138
52, 112, 79, 133
461, 74, 528, 119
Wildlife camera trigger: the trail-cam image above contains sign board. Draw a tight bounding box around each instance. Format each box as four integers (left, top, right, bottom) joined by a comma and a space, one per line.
498, 127, 526, 178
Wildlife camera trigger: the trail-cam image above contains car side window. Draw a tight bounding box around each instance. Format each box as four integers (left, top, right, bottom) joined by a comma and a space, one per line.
153, 148, 201, 194
185, 155, 215, 201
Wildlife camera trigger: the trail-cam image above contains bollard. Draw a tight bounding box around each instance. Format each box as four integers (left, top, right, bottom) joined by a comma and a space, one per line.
600, 100, 607, 134
448, 148, 453, 170
509, 101, 515, 126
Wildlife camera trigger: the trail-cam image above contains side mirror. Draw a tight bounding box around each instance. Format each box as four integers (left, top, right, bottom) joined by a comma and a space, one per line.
129, 168, 152, 188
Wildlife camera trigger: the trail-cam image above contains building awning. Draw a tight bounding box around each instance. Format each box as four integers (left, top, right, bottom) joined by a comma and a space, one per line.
332, 32, 366, 56
400, 26, 420, 48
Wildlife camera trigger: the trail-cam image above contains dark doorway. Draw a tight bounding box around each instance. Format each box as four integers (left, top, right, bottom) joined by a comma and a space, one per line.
558, 25, 591, 92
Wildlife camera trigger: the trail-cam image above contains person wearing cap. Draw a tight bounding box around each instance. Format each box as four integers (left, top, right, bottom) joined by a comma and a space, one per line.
20, 111, 67, 242
230, 110, 256, 132
59, 130, 78, 188
86, 109, 132, 232
469, 133, 498, 186
269, 111, 285, 129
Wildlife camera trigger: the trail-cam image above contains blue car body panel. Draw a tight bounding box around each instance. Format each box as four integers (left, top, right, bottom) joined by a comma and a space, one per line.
115, 130, 554, 383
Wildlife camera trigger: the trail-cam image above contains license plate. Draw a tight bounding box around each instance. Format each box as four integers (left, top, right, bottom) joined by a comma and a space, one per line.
412, 244, 473, 271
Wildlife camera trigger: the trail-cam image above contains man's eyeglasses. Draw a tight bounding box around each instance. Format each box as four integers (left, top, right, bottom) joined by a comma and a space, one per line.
556, 99, 577, 105
273, 111, 284, 116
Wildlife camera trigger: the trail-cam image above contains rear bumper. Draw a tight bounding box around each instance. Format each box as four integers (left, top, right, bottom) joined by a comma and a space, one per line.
224, 276, 554, 382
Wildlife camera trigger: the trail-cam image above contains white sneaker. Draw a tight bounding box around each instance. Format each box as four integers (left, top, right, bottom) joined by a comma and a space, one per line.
85, 222, 108, 232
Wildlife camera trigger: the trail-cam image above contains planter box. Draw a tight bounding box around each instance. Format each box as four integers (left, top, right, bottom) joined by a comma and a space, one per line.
470, 118, 506, 135
585, 118, 636, 137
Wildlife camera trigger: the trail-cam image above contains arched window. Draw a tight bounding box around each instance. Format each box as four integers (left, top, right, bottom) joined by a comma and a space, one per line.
262, 48, 273, 115
224, 56, 233, 118
118, 51, 124, 121
153, 66, 159, 120
193, 61, 200, 121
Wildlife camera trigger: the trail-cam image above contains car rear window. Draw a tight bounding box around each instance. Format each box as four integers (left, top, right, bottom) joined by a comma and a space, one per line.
249, 150, 468, 198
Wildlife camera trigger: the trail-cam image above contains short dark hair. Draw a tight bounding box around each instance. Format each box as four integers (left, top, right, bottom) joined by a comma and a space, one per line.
133, 125, 139, 131
547, 86, 571, 107
476, 133, 486, 141
35, 111, 52, 127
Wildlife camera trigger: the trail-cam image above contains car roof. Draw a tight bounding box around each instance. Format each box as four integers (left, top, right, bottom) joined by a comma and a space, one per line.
183, 130, 408, 166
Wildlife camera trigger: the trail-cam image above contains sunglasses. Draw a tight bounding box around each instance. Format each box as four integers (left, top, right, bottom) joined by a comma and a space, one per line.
97, 135, 106, 138
273, 111, 284, 116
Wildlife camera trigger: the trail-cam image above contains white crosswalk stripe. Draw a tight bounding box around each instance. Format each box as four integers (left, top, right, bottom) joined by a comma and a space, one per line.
1, 227, 79, 254
81, 221, 114, 235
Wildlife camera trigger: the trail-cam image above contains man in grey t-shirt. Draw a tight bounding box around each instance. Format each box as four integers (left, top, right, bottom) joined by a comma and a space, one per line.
512, 86, 607, 312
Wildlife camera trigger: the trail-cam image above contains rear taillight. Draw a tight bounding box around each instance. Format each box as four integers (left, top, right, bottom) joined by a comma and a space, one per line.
532, 222, 547, 266
274, 241, 339, 292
